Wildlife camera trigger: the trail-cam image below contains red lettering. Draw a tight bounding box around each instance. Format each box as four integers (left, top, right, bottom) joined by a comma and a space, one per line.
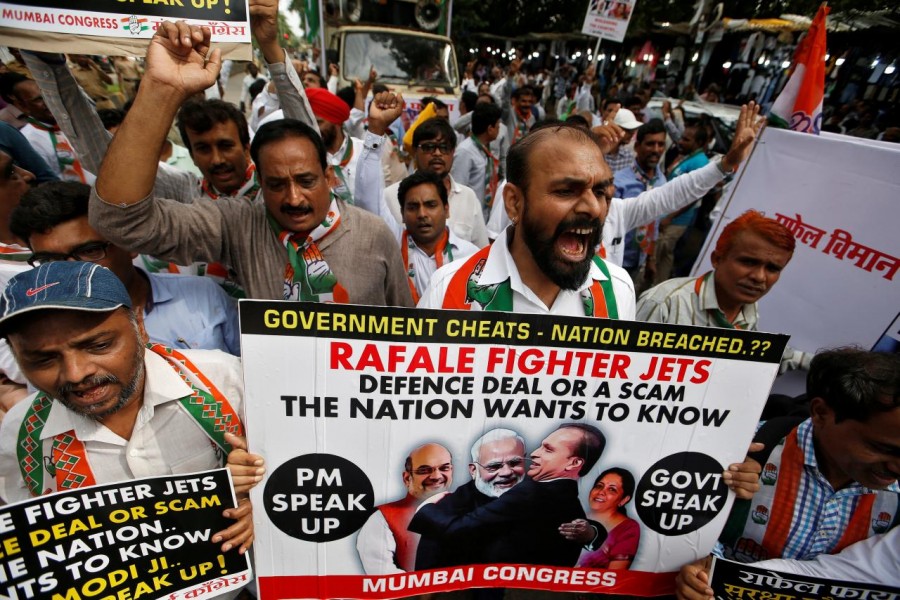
387, 345, 405, 372
330, 341, 353, 370
486, 347, 506, 373
408, 346, 435, 372
690, 359, 711, 384
356, 344, 385, 371
457, 347, 475, 374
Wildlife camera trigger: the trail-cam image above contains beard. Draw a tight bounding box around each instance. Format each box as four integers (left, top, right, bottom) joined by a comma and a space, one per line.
474, 473, 524, 498
521, 209, 603, 291
57, 346, 145, 421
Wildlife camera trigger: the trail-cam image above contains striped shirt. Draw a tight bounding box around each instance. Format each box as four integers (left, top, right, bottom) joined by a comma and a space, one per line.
714, 419, 900, 560
637, 272, 809, 372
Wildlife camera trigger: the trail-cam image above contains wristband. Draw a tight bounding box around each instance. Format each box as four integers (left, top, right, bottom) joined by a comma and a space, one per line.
716, 157, 737, 176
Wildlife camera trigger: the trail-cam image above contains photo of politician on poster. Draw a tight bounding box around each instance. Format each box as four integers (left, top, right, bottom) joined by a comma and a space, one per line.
240, 301, 786, 599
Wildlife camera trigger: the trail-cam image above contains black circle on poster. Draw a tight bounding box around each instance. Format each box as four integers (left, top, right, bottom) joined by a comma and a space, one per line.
263, 454, 375, 542
635, 452, 728, 536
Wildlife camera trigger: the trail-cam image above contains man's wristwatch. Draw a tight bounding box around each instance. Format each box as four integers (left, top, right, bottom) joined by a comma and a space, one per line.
716, 157, 737, 176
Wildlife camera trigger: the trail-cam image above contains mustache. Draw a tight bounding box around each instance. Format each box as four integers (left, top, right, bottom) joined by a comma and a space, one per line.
58, 374, 119, 399
554, 215, 602, 239
281, 204, 313, 215
209, 164, 235, 175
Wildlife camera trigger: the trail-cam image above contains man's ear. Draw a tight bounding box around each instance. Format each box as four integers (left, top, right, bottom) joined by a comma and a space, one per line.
567, 456, 584, 473
711, 250, 721, 269
402, 470, 411, 487
809, 396, 834, 427
325, 164, 338, 189
504, 182, 524, 225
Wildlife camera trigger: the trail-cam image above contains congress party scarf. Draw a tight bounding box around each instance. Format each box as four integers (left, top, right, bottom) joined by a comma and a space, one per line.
0, 243, 33, 262
17, 344, 243, 497
442, 245, 618, 318
471, 134, 500, 209
402, 229, 453, 304
331, 137, 355, 205
200, 163, 260, 201
26, 117, 88, 183
268, 197, 349, 303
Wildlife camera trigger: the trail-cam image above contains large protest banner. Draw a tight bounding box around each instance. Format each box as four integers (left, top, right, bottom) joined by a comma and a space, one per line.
0, 0, 250, 58
694, 127, 900, 359
581, 0, 636, 43
241, 301, 786, 598
709, 556, 899, 598
0, 468, 251, 600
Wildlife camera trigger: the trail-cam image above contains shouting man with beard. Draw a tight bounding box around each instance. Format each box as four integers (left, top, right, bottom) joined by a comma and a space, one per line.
0, 262, 254, 572
419, 121, 636, 318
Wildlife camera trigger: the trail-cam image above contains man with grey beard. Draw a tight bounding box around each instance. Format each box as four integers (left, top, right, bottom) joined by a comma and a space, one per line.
413, 428, 528, 569
0, 262, 254, 564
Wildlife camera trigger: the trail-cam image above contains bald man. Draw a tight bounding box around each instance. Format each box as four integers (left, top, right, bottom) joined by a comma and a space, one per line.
356, 443, 453, 574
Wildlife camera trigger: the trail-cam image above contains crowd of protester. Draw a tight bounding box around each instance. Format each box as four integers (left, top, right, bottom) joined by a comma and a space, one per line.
0, 0, 897, 595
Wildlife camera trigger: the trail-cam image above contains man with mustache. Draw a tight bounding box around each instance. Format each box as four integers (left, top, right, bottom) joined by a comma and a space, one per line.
414, 428, 527, 570
637, 210, 808, 372
410, 424, 602, 567
356, 443, 453, 574
418, 120, 636, 318
614, 118, 667, 295
88, 17, 412, 305
379, 117, 489, 248
0, 262, 253, 567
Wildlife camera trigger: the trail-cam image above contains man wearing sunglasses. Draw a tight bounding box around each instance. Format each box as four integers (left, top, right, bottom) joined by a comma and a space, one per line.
380, 118, 489, 248
356, 442, 453, 575
10, 181, 240, 355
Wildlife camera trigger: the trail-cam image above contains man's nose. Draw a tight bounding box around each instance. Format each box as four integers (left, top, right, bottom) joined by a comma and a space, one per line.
61, 353, 97, 386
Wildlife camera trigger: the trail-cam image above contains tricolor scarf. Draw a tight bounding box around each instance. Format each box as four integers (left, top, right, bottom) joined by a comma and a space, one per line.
17, 344, 243, 497
694, 272, 741, 329
26, 118, 88, 183
200, 163, 260, 201
442, 245, 618, 318
511, 108, 531, 142
0, 243, 33, 262
268, 197, 349, 303
471, 134, 499, 210
631, 161, 659, 257
402, 229, 453, 304
719, 426, 895, 562
331, 136, 355, 205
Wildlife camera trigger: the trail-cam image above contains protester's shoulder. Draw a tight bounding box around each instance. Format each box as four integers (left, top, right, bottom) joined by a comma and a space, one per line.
149, 272, 234, 302
418, 252, 473, 308
176, 348, 241, 371
641, 276, 695, 301
603, 259, 632, 286
342, 203, 400, 247
451, 180, 479, 202
1, 391, 39, 439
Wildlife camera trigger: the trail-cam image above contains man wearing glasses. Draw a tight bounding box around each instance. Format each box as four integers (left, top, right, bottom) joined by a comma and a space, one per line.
10, 181, 240, 355
410, 424, 600, 567
356, 442, 453, 574
415, 428, 527, 570
380, 118, 489, 248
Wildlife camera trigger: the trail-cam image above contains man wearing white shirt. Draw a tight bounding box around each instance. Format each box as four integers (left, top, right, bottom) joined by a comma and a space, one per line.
419, 121, 636, 319
382, 118, 489, 248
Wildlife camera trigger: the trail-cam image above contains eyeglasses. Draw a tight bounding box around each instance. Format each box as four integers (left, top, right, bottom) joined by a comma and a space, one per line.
28, 241, 113, 267
473, 457, 526, 474
417, 142, 452, 155
409, 464, 453, 476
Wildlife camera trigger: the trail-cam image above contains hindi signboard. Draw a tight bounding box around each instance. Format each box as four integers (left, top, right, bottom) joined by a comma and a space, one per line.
241, 301, 786, 598
694, 128, 900, 358
581, 0, 636, 43
0, 0, 250, 58
709, 556, 899, 599
0, 469, 252, 600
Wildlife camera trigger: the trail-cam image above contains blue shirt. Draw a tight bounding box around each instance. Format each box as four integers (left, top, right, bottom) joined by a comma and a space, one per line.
614, 161, 666, 269
668, 150, 709, 227
0, 122, 58, 183
144, 271, 240, 356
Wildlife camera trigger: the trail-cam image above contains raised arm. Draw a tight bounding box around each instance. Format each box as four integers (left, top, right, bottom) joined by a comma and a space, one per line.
95, 22, 221, 207
354, 91, 404, 238
22, 51, 200, 202
618, 102, 763, 232
250, 0, 318, 133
